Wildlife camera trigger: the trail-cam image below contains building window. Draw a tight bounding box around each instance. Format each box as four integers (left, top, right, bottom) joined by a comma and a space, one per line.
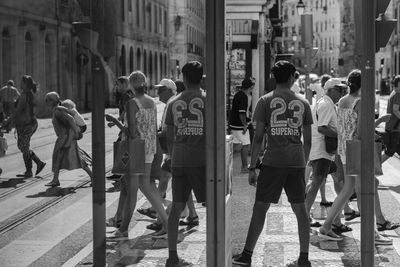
25, 32, 34, 75
121, 0, 125, 21
143, 50, 147, 74
61, 37, 70, 98
136, 48, 141, 70
164, 53, 167, 77
148, 3, 152, 32
164, 10, 167, 36
45, 34, 53, 91
142, 0, 145, 28
129, 47, 134, 73
149, 51, 153, 83
155, 5, 158, 33
128, 0, 132, 12
155, 52, 158, 82
120, 45, 126, 75
136, 0, 140, 26
2, 28, 12, 83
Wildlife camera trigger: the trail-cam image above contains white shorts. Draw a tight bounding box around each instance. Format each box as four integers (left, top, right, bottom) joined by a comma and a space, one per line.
231, 130, 251, 146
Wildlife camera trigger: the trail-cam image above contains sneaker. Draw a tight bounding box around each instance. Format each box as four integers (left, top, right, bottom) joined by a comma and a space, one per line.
375, 233, 393, 245
106, 229, 128, 241
152, 229, 168, 239
165, 258, 193, 267
232, 254, 251, 266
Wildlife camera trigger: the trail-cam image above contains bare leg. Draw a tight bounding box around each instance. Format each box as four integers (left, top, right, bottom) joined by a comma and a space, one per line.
243, 202, 270, 251
112, 175, 128, 222
139, 164, 168, 228
241, 144, 250, 169
187, 193, 197, 218
320, 178, 328, 203
321, 171, 356, 232
119, 174, 139, 232
291, 203, 310, 254
374, 177, 387, 224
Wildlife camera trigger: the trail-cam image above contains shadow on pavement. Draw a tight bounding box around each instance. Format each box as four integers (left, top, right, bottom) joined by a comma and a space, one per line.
0, 178, 26, 188
25, 186, 76, 198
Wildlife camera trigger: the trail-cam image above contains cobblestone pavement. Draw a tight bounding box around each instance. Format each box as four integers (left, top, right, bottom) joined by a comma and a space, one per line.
231, 152, 400, 267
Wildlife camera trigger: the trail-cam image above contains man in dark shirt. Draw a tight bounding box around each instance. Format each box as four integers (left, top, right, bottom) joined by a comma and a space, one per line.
165, 61, 206, 267
233, 61, 313, 267
229, 77, 254, 172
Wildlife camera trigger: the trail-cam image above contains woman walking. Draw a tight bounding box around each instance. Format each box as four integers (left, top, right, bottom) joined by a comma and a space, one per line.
44, 92, 92, 187
318, 70, 394, 244
105, 71, 168, 240
4, 75, 45, 177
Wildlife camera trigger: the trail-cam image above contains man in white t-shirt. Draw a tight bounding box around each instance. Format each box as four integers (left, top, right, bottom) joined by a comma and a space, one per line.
304, 78, 349, 238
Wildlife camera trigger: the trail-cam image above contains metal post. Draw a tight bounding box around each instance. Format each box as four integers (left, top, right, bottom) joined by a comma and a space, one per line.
206, 0, 227, 266
259, 9, 266, 98
360, 0, 376, 265
89, 1, 106, 266
301, 14, 313, 104
91, 53, 106, 267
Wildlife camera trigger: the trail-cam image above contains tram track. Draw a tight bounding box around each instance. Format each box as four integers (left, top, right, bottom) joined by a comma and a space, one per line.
0, 162, 113, 236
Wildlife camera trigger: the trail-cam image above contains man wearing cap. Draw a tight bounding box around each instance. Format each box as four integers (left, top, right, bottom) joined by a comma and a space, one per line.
304, 78, 349, 238
229, 77, 255, 172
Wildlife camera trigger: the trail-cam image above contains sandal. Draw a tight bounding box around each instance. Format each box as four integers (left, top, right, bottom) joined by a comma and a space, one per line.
377, 221, 400, 231
332, 224, 352, 234
344, 210, 360, 221
45, 181, 60, 187
318, 227, 343, 241
310, 219, 322, 228
106, 217, 121, 228
320, 201, 333, 207
179, 216, 199, 226
137, 208, 157, 219
146, 222, 162, 231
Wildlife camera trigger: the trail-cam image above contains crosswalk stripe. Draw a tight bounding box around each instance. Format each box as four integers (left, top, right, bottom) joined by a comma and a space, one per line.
61, 190, 149, 267
0, 169, 85, 224
0, 188, 120, 266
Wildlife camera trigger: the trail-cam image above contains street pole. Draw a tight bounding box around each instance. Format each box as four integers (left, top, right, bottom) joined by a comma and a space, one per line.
360, 0, 376, 265
301, 14, 313, 104
259, 7, 266, 98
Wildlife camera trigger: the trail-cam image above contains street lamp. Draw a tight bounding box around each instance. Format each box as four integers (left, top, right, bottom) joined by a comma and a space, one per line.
296, 0, 313, 104
296, 0, 305, 16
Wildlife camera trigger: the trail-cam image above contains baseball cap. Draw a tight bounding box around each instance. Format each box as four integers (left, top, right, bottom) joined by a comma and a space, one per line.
323, 78, 347, 92
242, 78, 255, 89
155, 79, 177, 94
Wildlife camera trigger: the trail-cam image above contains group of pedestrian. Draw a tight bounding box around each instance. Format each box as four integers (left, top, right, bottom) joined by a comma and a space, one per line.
104, 61, 205, 267
233, 61, 400, 267
0, 75, 92, 187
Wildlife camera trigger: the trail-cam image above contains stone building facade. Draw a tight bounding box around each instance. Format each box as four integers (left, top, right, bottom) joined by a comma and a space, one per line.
169, 0, 205, 80
282, 0, 355, 77
0, 0, 86, 116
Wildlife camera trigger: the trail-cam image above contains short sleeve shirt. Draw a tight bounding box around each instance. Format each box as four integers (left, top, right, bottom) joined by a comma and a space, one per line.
253, 89, 313, 168
229, 90, 249, 130
386, 91, 400, 132
309, 95, 337, 161
165, 89, 206, 167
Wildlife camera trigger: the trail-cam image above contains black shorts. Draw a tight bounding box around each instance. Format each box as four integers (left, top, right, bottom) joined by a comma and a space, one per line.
171, 166, 206, 203
384, 131, 400, 157
310, 158, 336, 178
256, 165, 305, 204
